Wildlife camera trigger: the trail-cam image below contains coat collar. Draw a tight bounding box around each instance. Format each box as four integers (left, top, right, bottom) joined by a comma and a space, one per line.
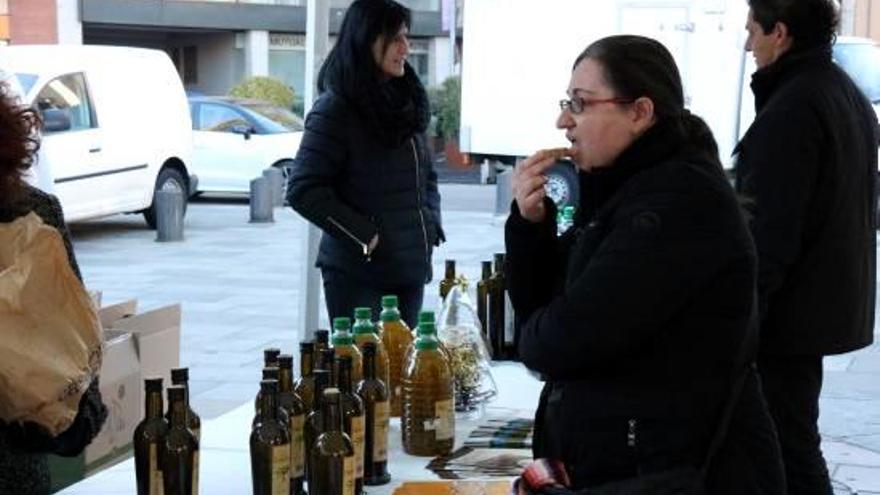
750, 48, 832, 112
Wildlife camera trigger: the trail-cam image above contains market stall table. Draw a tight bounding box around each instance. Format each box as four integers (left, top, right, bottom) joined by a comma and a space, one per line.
59, 362, 542, 494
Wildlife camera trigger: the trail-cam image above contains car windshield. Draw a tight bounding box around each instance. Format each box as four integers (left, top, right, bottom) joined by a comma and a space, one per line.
833, 42, 880, 103
238, 102, 304, 133
15, 73, 39, 95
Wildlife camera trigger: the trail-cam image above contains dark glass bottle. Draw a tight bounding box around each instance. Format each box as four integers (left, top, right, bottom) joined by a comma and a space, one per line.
305, 369, 331, 487
314, 330, 330, 364
161, 385, 199, 495
311, 388, 355, 495
264, 347, 282, 368
278, 354, 308, 495
294, 342, 316, 412
321, 348, 337, 387
336, 356, 365, 494
476, 260, 492, 341
439, 259, 456, 300
489, 253, 508, 360
251, 380, 292, 495
167, 368, 201, 442
255, 367, 282, 419
356, 343, 391, 485
134, 378, 168, 495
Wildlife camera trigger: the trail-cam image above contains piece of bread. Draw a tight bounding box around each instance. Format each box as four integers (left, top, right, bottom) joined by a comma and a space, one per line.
544, 147, 571, 160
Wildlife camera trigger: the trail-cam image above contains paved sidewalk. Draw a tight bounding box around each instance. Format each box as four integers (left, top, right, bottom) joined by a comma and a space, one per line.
69, 184, 880, 493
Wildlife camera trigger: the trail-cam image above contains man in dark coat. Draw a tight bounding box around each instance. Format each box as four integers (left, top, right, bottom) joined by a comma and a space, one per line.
735, 1, 878, 493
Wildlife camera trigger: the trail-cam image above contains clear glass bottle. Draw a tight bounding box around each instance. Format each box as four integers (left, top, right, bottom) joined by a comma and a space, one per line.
134, 377, 168, 495
352, 307, 390, 399
250, 380, 292, 495
357, 343, 391, 485
378, 295, 413, 418
161, 386, 199, 495
402, 321, 455, 456
311, 388, 355, 495
331, 317, 363, 389
337, 356, 365, 494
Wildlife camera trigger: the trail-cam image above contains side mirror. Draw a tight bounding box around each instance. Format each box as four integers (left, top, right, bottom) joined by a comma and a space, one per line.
41, 108, 72, 133
230, 124, 254, 140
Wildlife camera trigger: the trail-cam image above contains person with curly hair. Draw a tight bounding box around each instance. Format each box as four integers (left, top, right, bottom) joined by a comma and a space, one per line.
0, 80, 107, 494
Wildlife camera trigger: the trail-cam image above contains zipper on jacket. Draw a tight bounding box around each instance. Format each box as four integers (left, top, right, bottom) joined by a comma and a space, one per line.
326, 215, 371, 262
411, 138, 430, 266
627, 419, 637, 447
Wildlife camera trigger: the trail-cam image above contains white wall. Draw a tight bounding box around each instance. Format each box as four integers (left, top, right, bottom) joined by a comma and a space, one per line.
243, 29, 269, 77
56, 0, 82, 45
430, 36, 452, 87
177, 32, 240, 96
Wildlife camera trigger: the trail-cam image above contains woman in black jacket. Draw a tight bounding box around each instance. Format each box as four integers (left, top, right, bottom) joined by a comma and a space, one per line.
287, 0, 443, 326
0, 81, 107, 494
507, 36, 784, 493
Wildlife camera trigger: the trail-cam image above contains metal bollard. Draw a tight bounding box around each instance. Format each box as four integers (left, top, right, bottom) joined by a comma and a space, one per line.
494, 167, 513, 216
250, 177, 274, 223
263, 167, 284, 207
155, 189, 185, 242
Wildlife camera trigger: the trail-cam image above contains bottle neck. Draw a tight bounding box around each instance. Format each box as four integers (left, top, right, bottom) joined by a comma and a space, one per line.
445, 264, 455, 279
145, 391, 163, 419
481, 263, 492, 280
300, 351, 313, 377
170, 399, 188, 427
260, 390, 278, 421
380, 308, 399, 323
173, 379, 190, 403
323, 397, 341, 433
279, 367, 294, 393
363, 353, 376, 381
338, 366, 352, 394
313, 381, 328, 413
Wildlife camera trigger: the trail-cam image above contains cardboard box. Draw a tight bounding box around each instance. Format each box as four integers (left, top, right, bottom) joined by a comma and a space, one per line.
111, 304, 181, 387
97, 299, 137, 330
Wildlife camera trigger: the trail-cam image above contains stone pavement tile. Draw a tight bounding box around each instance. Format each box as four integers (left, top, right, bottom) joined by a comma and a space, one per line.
823, 439, 880, 466
823, 372, 880, 400
189, 398, 250, 421
844, 435, 880, 453
834, 464, 880, 493
850, 353, 880, 373
820, 398, 880, 439
826, 354, 856, 372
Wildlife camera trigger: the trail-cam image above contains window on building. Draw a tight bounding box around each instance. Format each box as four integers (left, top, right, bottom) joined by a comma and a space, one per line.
34, 73, 96, 133
198, 103, 249, 132
409, 39, 430, 85
170, 45, 199, 85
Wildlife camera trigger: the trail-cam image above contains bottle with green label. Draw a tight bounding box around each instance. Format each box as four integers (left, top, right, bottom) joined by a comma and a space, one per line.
278, 355, 308, 495
357, 343, 391, 485
352, 307, 390, 398
311, 388, 356, 495
401, 321, 455, 456
331, 317, 362, 388
161, 386, 199, 495
250, 380, 292, 495
134, 377, 168, 495
378, 295, 413, 418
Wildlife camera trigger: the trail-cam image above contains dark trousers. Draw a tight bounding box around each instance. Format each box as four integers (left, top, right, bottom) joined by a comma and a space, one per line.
758, 354, 832, 495
321, 268, 425, 328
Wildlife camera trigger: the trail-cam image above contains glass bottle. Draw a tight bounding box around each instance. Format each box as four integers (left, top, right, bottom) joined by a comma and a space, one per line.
337, 356, 365, 494
254, 367, 282, 421
305, 369, 331, 487
352, 307, 390, 398
489, 253, 508, 360
250, 380, 292, 495
378, 295, 413, 418
134, 377, 168, 495
161, 386, 199, 495
264, 347, 282, 368
331, 317, 362, 388
294, 342, 316, 413
439, 259, 456, 300
314, 330, 330, 365
321, 348, 337, 387
278, 354, 308, 495
167, 368, 201, 442
356, 343, 391, 486
402, 321, 455, 456
311, 388, 355, 495
476, 260, 492, 341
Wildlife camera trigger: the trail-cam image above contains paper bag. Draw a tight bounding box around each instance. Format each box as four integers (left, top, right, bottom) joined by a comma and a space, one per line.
0, 212, 102, 435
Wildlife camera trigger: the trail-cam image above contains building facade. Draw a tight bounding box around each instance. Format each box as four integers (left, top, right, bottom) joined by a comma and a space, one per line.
2, 0, 461, 110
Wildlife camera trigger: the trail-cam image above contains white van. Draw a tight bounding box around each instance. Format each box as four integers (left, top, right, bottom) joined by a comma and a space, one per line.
0, 45, 194, 227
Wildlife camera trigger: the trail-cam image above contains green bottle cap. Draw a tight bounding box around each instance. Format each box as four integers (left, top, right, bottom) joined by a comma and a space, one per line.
332, 317, 353, 345
414, 323, 440, 350
354, 307, 372, 320
353, 308, 376, 335
380, 306, 400, 322
416, 321, 437, 336
381, 295, 398, 308
332, 317, 351, 331
418, 311, 435, 324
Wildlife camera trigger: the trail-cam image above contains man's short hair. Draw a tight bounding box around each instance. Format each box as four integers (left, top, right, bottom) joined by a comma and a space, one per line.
748, 0, 839, 51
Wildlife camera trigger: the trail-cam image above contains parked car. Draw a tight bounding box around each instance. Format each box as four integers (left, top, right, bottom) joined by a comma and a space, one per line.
188, 96, 304, 195
0, 45, 194, 227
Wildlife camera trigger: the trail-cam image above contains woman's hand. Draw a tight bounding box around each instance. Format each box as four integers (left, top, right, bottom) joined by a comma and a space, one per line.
513, 149, 568, 223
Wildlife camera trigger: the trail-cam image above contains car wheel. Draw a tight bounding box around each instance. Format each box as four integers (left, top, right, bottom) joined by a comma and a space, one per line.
274, 160, 295, 205
543, 160, 579, 211
143, 167, 188, 229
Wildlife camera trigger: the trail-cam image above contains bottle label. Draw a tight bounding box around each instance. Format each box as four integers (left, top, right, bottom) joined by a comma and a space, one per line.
435, 399, 454, 441
373, 401, 390, 462
290, 414, 306, 478
272, 444, 292, 495
149, 443, 164, 495
343, 454, 355, 495
192, 450, 200, 494
351, 414, 366, 479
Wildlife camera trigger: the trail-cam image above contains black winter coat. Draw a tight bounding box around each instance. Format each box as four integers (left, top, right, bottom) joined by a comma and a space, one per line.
735, 49, 877, 356
287, 78, 443, 287
506, 120, 784, 493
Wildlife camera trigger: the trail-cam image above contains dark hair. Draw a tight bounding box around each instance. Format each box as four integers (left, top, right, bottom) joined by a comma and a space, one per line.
317, 0, 411, 98
0, 81, 40, 207
748, 0, 838, 51
575, 35, 718, 156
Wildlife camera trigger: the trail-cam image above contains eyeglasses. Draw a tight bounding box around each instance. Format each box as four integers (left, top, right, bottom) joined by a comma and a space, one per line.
559, 96, 633, 114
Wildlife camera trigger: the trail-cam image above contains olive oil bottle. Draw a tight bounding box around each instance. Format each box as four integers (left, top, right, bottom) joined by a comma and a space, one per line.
476, 260, 492, 341
331, 317, 363, 388
311, 388, 355, 495
305, 369, 331, 487
336, 357, 365, 494
167, 368, 201, 442
352, 307, 390, 397
161, 386, 199, 495
378, 295, 413, 418
278, 355, 307, 495
439, 259, 456, 300
250, 380, 292, 495
264, 347, 282, 368
134, 378, 168, 495
402, 321, 455, 456
356, 343, 391, 485
294, 342, 316, 412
